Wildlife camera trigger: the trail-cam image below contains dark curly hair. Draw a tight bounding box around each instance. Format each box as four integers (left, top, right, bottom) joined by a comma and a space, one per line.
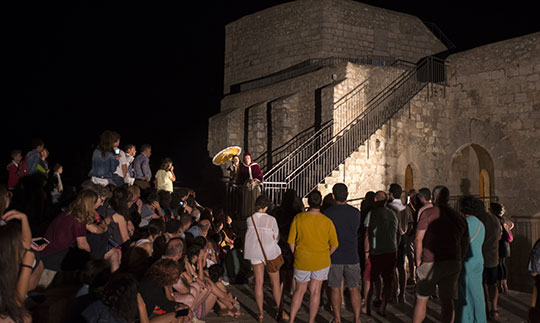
145, 259, 180, 287
99, 274, 139, 322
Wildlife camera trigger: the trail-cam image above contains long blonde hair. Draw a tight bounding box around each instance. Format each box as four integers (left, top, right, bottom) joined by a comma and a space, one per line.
68, 190, 98, 224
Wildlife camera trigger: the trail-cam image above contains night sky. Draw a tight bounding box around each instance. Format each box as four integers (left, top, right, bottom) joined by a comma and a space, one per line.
3, 0, 539, 204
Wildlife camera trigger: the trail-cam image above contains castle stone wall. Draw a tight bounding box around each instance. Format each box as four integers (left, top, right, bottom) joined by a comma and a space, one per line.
223, 0, 445, 94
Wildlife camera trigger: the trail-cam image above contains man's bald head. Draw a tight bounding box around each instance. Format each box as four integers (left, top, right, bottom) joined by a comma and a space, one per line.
374, 191, 387, 203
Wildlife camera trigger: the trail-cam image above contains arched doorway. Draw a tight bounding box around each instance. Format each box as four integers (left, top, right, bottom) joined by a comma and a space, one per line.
405, 164, 414, 196
450, 144, 495, 199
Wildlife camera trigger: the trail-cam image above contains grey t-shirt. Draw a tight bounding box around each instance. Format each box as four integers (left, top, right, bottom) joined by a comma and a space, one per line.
476, 212, 501, 268
364, 206, 399, 255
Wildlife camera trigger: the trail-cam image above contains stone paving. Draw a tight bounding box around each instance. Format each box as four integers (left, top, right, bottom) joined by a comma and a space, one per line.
203, 282, 531, 322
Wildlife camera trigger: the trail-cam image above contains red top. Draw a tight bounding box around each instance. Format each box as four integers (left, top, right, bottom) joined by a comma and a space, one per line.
6, 161, 20, 189
41, 212, 87, 257
237, 162, 263, 184
417, 206, 468, 263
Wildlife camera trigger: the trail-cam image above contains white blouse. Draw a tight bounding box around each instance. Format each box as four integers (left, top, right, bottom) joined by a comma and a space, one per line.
244, 212, 281, 261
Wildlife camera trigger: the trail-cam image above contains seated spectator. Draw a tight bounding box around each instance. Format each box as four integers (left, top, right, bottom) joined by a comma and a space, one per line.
88, 130, 120, 186
139, 190, 164, 227
133, 220, 164, 257
127, 185, 142, 226
6, 149, 23, 189
165, 220, 183, 241
155, 158, 176, 193
105, 186, 133, 247
186, 219, 211, 238
1, 186, 45, 323
80, 274, 150, 323
139, 259, 183, 321
223, 237, 252, 284
41, 190, 101, 272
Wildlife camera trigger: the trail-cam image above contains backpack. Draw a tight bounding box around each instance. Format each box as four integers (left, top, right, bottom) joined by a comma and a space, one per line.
17, 150, 39, 177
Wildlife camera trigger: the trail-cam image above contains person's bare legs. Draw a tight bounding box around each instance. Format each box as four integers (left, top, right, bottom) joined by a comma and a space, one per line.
104, 248, 121, 272
349, 287, 361, 323
268, 270, 288, 319
413, 297, 429, 323
398, 262, 407, 302
289, 281, 308, 323
330, 286, 342, 323
308, 279, 323, 323
361, 279, 371, 314
253, 263, 265, 320
487, 283, 500, 317
439, 288, 455, 323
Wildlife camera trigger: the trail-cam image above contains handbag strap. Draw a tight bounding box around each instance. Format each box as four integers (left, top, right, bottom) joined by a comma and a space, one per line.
251, 215, 269, 263
470, 221, 482, 243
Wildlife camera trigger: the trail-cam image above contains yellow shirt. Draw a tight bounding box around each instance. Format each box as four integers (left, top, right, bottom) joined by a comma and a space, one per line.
288, 211, 339, 271
156, 169, 173, 192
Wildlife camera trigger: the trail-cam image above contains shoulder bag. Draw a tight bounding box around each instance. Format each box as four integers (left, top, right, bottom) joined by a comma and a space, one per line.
251, 215, 283, 273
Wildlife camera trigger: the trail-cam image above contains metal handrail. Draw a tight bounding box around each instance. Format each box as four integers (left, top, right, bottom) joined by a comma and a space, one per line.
269, 57, 440, 198
262, 59, 417, 179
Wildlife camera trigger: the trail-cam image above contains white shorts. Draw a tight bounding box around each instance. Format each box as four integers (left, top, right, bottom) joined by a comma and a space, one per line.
294, 266, 330, 283
250, 259, 265, 265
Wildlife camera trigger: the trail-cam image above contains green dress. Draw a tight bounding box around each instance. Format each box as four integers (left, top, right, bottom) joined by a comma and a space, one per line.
455, 215, 487, 323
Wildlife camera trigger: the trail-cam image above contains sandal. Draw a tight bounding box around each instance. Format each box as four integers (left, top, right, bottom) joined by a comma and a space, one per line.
491, 309, 500, 318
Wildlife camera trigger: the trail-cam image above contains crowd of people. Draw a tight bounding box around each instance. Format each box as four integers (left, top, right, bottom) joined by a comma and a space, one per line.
1, 137, 537, 323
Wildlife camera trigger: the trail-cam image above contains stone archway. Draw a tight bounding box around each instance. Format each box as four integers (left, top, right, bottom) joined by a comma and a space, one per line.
449, 143, 495, 198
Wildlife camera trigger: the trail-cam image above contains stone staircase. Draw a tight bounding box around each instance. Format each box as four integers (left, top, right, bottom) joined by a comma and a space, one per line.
262, 57, 446, 202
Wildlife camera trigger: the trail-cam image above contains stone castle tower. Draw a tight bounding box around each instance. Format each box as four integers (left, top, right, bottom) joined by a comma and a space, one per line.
208, 0, 540, 291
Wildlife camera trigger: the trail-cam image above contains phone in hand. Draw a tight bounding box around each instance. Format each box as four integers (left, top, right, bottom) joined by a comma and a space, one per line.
114, 148, 120, 155
175, 307, 189, 317
32, 237, 50, 247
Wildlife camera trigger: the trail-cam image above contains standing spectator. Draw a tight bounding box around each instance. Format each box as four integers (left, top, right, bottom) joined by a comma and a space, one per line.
491, 202, 513, 296
244, 195, 287, 322
133, 144, 152, 189
528, 236, 540, 322
36, 148, 49, 175
455, 196, 486, 323
155, 158, 176, 193
359, 191, 375, 314
364, 191, 399, 317
476, 198, 501, 319
88, 131, 120, 186
6, 149, 23, 189
405, 188, 418, 285
50, 164, 64, 204
413, 186, 469, 323
387, 183, 410, 303
111, 132, 129, 187
324, 183, 362, 323
25, 138, 45, 175
287, 190, 338, 323
124, 144, 137, 185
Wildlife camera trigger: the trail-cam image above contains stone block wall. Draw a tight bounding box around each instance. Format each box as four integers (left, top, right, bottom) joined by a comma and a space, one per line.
223, 0, 445, 94
321, 32, 540, 291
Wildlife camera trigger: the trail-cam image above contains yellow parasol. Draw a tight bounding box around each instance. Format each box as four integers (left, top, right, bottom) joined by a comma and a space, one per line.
212, 146, 242, 165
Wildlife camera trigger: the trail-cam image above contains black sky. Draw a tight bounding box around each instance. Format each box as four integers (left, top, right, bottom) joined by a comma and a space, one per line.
3, 0, 539, 200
